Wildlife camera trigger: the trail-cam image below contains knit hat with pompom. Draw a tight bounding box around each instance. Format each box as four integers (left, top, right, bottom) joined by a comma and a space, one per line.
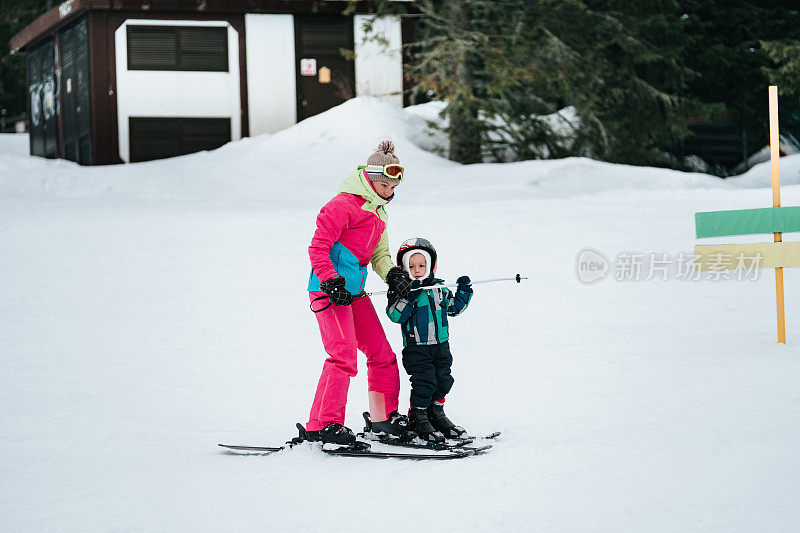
365, 140, 401, 183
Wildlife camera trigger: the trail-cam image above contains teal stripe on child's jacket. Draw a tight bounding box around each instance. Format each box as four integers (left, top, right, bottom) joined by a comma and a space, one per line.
386, 279, 472, 346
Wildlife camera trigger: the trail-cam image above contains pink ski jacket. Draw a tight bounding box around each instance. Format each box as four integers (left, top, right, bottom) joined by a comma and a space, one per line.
307, 167, 395, 295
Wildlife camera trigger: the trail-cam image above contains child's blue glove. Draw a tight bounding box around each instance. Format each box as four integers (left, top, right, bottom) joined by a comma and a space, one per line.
457, 275, 472, 293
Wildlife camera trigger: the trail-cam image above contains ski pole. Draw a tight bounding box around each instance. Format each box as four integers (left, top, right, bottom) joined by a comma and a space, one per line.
364, 273, 527, 296
310, 274, 526, 313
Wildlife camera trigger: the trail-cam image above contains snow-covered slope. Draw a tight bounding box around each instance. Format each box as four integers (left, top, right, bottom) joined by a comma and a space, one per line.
2, 99, 800, 532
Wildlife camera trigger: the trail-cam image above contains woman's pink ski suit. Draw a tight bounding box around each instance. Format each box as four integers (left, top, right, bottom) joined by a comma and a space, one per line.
306, 168, 399, 431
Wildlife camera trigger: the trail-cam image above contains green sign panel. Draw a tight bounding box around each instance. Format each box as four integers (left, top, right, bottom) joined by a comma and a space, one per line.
695, 206, 800, 238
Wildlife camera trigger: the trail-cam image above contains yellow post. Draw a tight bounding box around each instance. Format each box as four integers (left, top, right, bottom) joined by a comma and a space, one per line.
768, 86, 787, 344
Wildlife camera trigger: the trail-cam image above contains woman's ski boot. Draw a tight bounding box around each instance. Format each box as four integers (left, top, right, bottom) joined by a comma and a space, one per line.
427, 401, 468, 439
363, 411, 417, 442
305, 422, 356, 445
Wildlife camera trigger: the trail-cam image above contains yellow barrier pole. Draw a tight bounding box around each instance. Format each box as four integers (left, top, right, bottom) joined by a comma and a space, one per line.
768, 86, 786, 344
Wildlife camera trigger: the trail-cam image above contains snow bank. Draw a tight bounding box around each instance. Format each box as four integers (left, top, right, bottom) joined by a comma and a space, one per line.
728, 153, 800, 188
0, 133, 29, 155
2, 97, 799, 206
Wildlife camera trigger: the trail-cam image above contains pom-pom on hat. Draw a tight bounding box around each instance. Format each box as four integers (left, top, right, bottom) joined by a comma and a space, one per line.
365, 140, 401, 183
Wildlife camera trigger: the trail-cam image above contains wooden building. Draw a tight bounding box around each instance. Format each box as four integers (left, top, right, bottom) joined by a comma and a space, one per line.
9, 0, 416, 165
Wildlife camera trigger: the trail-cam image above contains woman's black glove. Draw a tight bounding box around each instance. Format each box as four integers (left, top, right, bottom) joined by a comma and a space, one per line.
457, 275, 473, 293
386, 266, 412, 299
319, 276, 353, 306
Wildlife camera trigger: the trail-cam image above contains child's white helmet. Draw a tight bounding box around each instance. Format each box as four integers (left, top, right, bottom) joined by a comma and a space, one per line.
396, 238, 438, 281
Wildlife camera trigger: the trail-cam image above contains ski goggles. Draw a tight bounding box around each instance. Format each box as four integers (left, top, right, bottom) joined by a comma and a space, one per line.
359, 164, 404, 180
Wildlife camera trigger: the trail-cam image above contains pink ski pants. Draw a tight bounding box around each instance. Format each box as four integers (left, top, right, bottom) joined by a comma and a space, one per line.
307, 291, 400, 431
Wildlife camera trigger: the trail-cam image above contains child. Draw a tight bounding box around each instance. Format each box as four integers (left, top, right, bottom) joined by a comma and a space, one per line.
386, 237, 473, 443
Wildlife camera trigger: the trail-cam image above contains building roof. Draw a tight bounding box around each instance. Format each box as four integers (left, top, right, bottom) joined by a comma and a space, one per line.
10, 0, 414, 53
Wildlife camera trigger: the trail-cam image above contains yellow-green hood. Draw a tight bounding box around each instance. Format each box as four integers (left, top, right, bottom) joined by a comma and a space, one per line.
337, 168, 391, 220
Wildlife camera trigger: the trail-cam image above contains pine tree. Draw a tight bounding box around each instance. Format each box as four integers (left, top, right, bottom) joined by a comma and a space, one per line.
0, 1, 51, 121
762, 40, 800, 97
405, 0, 485, 163
405, 0, 707, 165
573, 0, 702, 165
678, 1, 800, 159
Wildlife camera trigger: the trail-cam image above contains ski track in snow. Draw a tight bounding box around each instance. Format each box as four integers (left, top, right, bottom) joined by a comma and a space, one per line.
2, 99, 800, 531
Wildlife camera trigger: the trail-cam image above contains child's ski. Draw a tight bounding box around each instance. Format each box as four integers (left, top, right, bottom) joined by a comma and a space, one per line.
359, 431, 492, 454
359, 431, 465, 448
454, 431, 501, 441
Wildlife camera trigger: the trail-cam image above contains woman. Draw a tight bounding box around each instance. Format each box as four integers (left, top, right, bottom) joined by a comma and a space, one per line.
306, 140, 414, 444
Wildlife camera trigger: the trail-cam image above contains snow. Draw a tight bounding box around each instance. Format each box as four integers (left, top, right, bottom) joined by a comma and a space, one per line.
2, 98, 800, 531
402, 101, 582, 160
0, 132, 30, 155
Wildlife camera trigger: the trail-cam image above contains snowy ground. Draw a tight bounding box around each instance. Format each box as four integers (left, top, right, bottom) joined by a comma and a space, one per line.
2, 100, 800, 531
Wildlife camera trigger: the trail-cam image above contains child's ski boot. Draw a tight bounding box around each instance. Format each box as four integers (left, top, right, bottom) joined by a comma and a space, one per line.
427, 401, 468, 439
408, 407, 445, 443
364, 411, 417, 442
305, 422, 356, 445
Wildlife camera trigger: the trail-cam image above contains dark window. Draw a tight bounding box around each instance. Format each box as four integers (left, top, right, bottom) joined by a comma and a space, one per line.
129, 117, 231, 162
60, 16, 93, 165
299, 19, 351, 56
127, 26, 228, 71
27, 39, 58, 158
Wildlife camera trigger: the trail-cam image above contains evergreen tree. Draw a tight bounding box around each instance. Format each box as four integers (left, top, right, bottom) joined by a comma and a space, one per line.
406, 0, 705, 165
405, 0, 485, 163
762, 40, 800, 97
678, 1, 800, 157
0, 1, 51, 122
575, 0, 702, 164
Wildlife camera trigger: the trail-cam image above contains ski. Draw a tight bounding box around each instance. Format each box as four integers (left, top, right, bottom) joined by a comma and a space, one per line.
314, 424, 475, 459
359, 431, 492, 452
463, 444, 492, 453
360, 413, 495, 451
454, 431, 501, 441
323, 443, 472, 460
323, 448, 470, 459
218, 444, 284, 453
219, 440, 474, 459
360, 431, 477, 448
219, 423, 480, 459
359, 431, 467, 448
358, 413, 492, 454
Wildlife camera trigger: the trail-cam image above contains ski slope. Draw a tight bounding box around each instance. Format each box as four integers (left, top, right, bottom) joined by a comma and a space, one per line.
2, 98, 800, 531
